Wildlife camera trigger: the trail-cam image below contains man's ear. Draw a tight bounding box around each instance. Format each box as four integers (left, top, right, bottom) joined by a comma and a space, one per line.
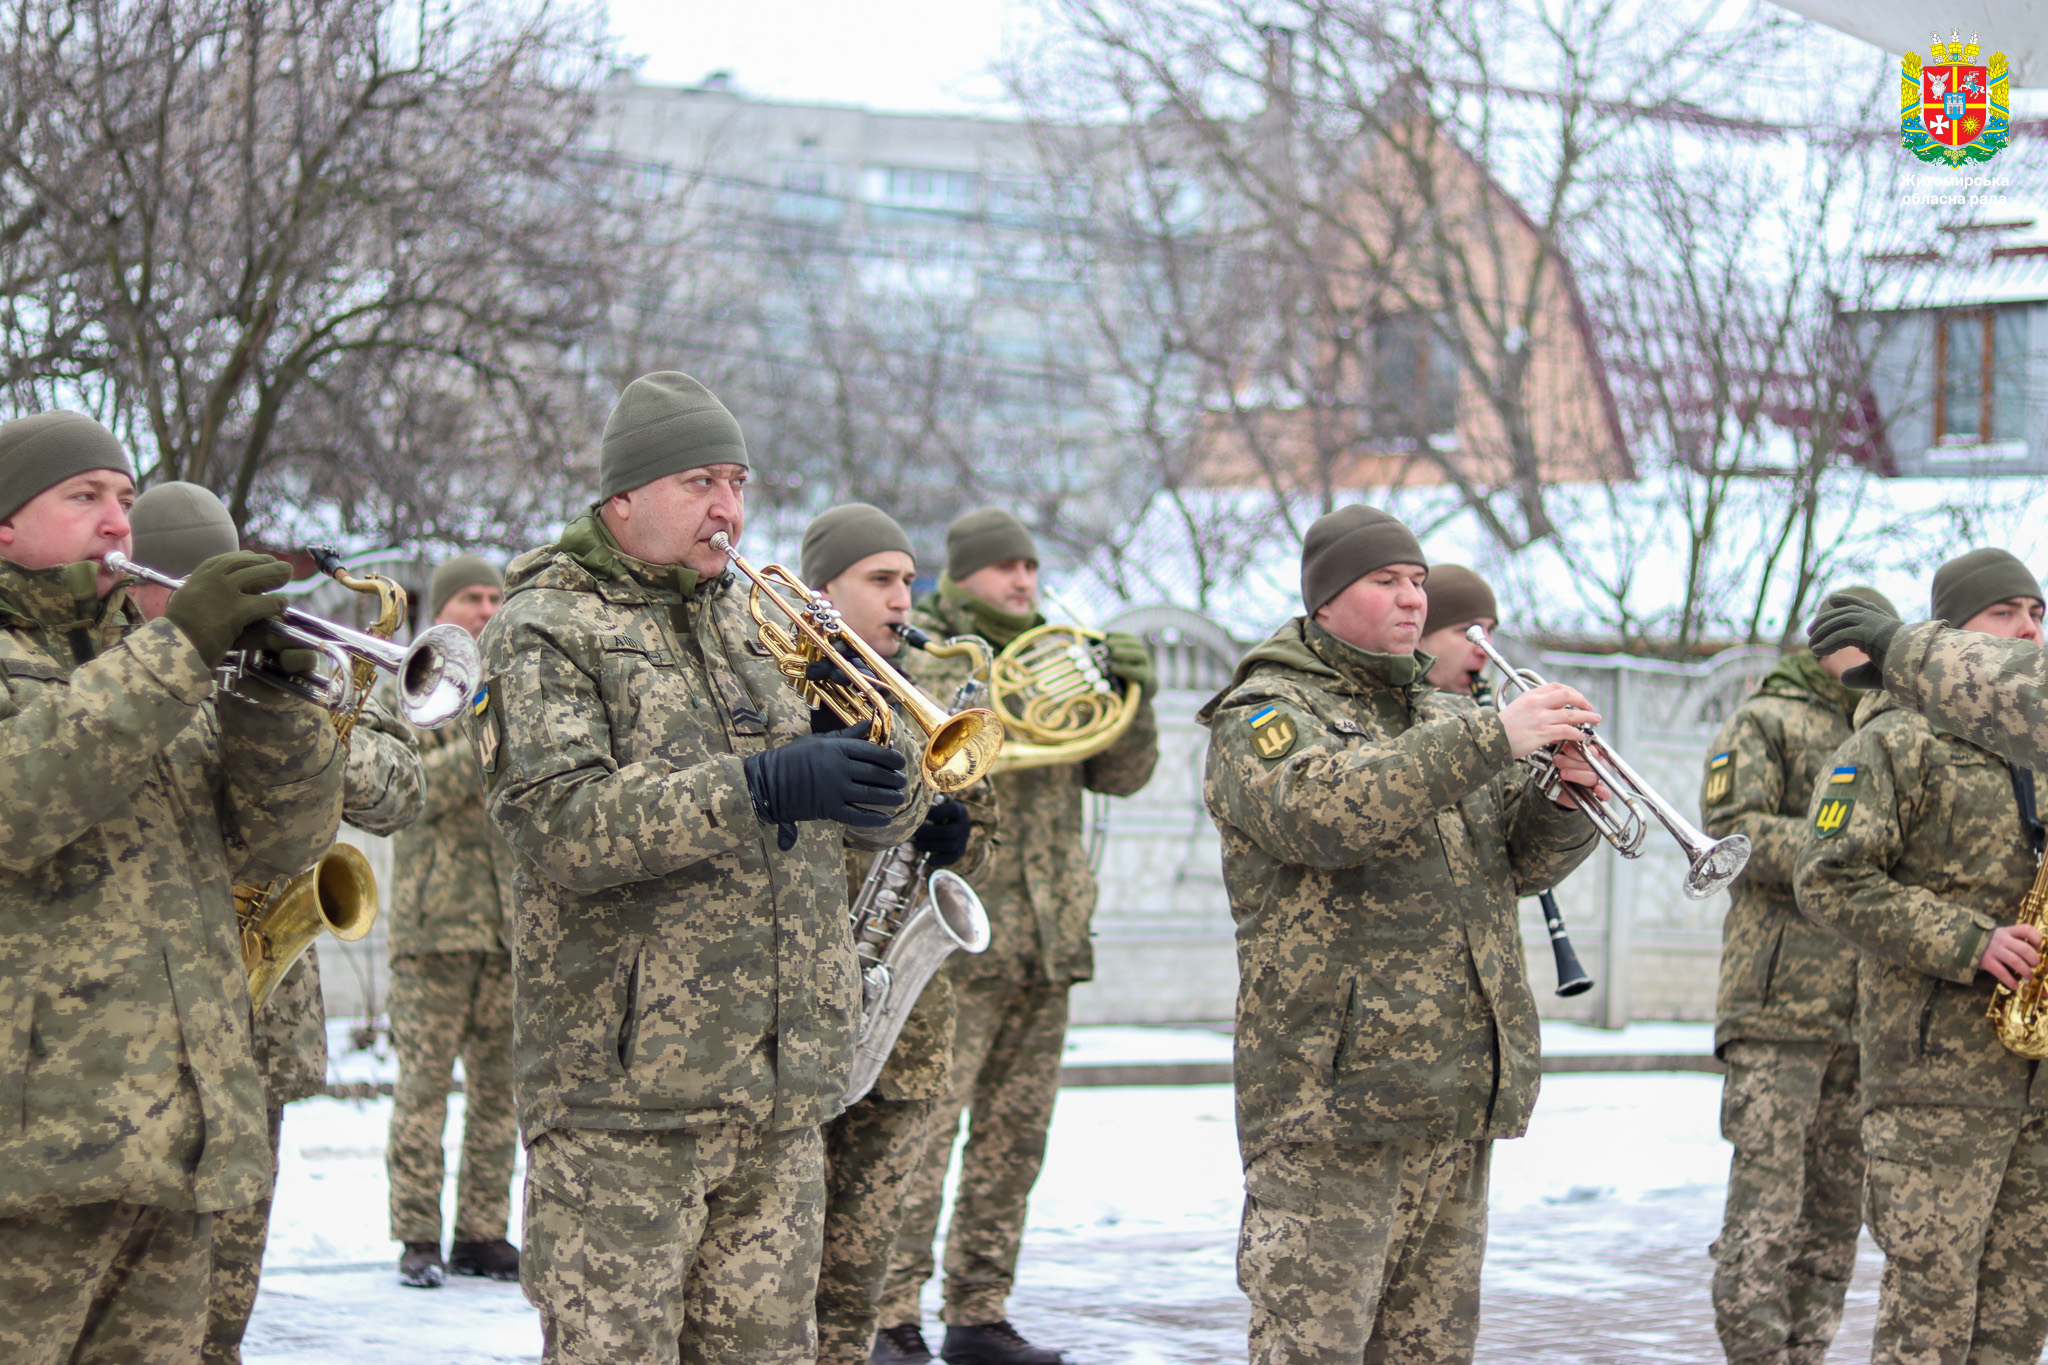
0, 519, 15, 547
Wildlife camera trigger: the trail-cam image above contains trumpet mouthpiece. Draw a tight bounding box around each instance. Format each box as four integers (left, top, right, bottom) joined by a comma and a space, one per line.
710, 532, 733, 552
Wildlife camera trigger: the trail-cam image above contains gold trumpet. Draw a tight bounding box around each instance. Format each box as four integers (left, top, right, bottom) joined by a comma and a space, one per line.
709, 533, 1004, 793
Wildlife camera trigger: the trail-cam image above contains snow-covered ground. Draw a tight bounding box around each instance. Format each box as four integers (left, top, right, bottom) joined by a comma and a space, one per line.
247, 1025, 1857, 1364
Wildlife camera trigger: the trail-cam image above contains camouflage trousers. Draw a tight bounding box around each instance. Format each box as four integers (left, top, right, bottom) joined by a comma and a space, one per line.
386, 950, 518, 1243
817, 1095, 935, 1365
0, 1202, 214, 1365
1863, 1103, 2048, 1365
1709, 1039, 1865, 1365
1239, 1137, 1491, 1365
521, 1119, 825, 1365
202, 1100, 287, 1365
879, 975, 1069, 1328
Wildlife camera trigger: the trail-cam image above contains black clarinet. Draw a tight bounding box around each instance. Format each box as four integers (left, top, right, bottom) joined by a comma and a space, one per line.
1539, 890, 1594, 998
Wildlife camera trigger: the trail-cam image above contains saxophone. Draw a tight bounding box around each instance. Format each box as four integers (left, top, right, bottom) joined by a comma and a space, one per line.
235, 549, 406, 1012
1987, 845, 2048, 1056
841, 628, 995, 1105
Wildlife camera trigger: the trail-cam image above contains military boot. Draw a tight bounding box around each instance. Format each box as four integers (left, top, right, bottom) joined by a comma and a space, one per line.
873, 1323, 934, 1363
939, 1321, 1063, 1365
448, 1238, 520, 1280
398, 1240, 446, 1288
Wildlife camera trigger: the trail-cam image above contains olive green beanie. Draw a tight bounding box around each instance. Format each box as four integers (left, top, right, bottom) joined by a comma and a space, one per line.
1421, 564, 1498, 635
0, 411, 135, 523
1931, 549, 2042, 628
430, 554, 503, 618
946, 507, 1038, 581
1301, 505, 1426, 615
597, 372, 748, 503
129, 482, 238, 577
802, 503, 915, 588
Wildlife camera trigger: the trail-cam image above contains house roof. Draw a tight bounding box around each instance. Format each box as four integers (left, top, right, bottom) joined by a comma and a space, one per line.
1864, 209, 2048, 310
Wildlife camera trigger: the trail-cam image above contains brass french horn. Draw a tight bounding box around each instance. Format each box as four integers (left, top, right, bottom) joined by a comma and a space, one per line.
988, 623, 1143, 773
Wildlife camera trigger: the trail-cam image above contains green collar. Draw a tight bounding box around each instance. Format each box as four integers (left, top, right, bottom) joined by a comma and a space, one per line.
556, 512, 704, 600
1306, 619, 1428, 690
1758, 648, 1855, 721
933, 574, 1042, 649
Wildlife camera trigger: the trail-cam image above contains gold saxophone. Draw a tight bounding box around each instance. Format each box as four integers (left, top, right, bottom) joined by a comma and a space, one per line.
235, 550, 407, 1011
1987, 846, 2048, 1056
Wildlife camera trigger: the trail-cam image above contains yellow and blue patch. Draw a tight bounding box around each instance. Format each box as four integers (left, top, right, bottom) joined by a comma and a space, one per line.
471, 683, 501, 773
1704, 750, 1735, 805
1247, 704, 1299, 760
1830, 765, 1858, 784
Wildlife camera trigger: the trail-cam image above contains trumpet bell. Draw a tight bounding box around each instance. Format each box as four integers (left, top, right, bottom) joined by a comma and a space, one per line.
919, 706, 1007, 794
1683, 834, 1753, 901
397, 624, 483, 729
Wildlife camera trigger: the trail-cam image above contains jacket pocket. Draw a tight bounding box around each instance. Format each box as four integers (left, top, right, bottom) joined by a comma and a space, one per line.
608, 938, 645, 1077
1758, 921, 1788, 1006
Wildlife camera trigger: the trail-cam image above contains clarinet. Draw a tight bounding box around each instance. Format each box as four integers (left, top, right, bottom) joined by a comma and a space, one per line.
1476, 675, 1595, 998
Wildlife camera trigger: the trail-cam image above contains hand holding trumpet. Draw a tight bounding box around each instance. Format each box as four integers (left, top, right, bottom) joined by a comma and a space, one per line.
1497, 682, 1610, 808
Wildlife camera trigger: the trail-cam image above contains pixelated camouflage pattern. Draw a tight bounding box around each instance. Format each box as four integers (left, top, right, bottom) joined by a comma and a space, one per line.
1238, 1137, 1490, 1365
908, 591, 1159, 985
479, 515, 930, 1142
0, 560, 344, 1219
520, 1119, 825, 1365
385, 950, 518, 1243
1793, 692, 2048, 1111
0, 1202, 214, 1365
1861, 1103, 2048, 1365
202, 1101, 283, 1365
389, 714, 517, 956
1703, 655, 1861, 1051
1197, 618, 1598, 1160
1710, 1039, 1864, 1365
817, 1094, 934, 1365
1884, 619, 2048, 773
879, 975, 1069, 1328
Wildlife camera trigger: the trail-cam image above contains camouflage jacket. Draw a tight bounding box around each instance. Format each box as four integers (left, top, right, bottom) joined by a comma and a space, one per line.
845, 769, 998, 1104
256, 700, 425, 1105
1701, 652, 1860, 1051
0, 561, 345, 1217
388, 718, 517, 957
1198, 618, 1599, 1159
907, 592, 1159, 985
1793, 692, 2048, 1110
478, 517, 931, 1140
1882, 621, 2048, 772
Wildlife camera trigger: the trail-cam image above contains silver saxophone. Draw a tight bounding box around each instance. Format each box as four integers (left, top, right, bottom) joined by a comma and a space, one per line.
842, 628, 996, 1106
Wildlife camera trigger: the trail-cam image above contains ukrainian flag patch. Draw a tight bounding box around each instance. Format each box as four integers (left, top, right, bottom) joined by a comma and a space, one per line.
1704, 751, 1734, 805
1830, 765, 1857, 784
1246, 704, 1299, 760
471, 684, 490, 718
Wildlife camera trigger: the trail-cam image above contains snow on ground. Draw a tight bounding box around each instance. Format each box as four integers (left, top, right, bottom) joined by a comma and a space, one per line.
249, 1033, 1797, 1364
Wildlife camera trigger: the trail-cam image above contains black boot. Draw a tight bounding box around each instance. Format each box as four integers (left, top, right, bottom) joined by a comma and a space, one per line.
397, 1241, 445, 1288
940, 1322, 1063, 1365
448, 1238, 520, 1280
872, 1323, 935, 1364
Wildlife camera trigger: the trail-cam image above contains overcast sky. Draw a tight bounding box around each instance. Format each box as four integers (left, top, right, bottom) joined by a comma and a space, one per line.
605, 0, 1035, 113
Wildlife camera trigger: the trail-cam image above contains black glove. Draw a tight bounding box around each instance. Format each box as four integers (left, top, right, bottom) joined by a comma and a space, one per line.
742, 718, 908, 851
912, 799, 973, 869
1808, 591, 1903, 691
163, 551, 291, 668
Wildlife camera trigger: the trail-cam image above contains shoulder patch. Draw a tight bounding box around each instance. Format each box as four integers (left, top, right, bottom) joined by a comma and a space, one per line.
1829, 764, 1858, 785
471, 683, 501, 774
1813, 794, 1854, 840
1246, 704, 1300, 760
1704, 750, 1735, 805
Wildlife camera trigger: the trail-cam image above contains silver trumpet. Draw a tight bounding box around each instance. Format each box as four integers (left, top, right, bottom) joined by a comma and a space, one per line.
1466, 626, 1750, 900
105, 550, 481, 729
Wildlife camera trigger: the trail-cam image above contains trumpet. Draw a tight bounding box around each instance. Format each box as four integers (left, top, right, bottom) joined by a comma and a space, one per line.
1466, 626, 1751, 900
708, 533, 1004, 793
105, 550, 481, 730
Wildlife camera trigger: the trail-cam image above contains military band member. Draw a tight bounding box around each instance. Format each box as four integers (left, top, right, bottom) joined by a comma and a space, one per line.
387, 555, 524, 1289
1700, 584, 1895, 1365
797, 503, 996, 1365
0, 413, 346, 1362
1197, 505, 1603, 1365
477, 373, 931, 1364
122, 482, 427, 1362
1415, 564, 1499, 698
879, 507, 1159, 1365
1795, 549, 2048, 1365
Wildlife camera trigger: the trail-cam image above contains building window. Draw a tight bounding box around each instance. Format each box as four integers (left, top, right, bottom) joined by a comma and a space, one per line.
1935, 307, 2029, 445
1367, 313, 1461, 445
862, 166, 977, 211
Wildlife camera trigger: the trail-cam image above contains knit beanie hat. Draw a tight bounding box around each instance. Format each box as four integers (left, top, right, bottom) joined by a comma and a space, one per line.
1421, 564, 1498, 635
1301, 505, 1426, 615
0, 411, 135, 523
802, 503, 915, 588
128, 482, 237, 577
1932, 549, 2043, 628
945, 507, 1038, 581
430, 554, 504, 618
597, 372, 748, 503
